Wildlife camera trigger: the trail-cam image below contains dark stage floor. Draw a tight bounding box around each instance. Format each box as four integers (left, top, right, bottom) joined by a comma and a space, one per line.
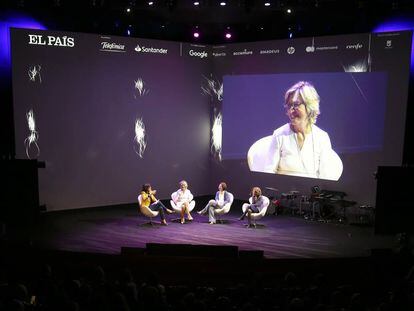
31, 204, 394, 259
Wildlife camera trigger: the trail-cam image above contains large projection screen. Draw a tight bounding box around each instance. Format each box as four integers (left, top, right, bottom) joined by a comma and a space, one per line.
11, 29, 412, 210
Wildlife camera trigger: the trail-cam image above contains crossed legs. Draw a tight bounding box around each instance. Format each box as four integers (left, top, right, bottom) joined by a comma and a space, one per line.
149, 201, 173, 225
179, 202, 193, 224
240, 203, 259, 227
199, 200, 223, 224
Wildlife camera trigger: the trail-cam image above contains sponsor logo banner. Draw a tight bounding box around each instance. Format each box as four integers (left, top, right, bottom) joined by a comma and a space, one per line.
134, 44, 168, 54
100, 41, 126, 52
28, 34, 75, 47
287, 46, 295, 54
305, 45, 338, 52
188, 49, 208, 58
346, 43, 363, 50
385, 40, 393, 49
259, 49, 280, 54
376, 32, 401, 37
232, 49, 253, 56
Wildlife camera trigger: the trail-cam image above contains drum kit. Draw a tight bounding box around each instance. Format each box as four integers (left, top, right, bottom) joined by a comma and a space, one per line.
264, 186, 358, 223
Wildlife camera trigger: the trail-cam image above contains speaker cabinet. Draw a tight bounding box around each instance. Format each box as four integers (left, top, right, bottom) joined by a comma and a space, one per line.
0, 159, 41, 243
375, 166, 413, 234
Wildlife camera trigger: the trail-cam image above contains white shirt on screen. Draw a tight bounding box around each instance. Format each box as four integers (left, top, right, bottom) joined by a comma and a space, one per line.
247, 123, 343, 180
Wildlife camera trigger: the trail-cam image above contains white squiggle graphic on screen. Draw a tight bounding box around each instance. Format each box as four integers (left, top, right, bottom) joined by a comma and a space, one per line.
211, 113, 222, 161
134, 118, 147, 158
342, 60, 367, 72
201, 75, 223, 101
342, 60, 370, 104
28, 65, 42, 83
134, 78, 149, 98
24, 109, 40, 159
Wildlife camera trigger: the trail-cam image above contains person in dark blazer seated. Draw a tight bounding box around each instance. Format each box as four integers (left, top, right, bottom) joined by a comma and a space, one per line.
198, 182, 231, 224
239, 187, 266, 227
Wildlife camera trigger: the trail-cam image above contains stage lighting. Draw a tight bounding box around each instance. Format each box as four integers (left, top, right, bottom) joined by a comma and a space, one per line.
225, 32, 232, 39
194, 1, 200, 5
193, 25, 200, 38
148, 1, 154, 5
287, 8, 292, 13
220, 1, 226, 6
0, 15, 46, 67
264, 2, 271, 6
126, 7, 131, 13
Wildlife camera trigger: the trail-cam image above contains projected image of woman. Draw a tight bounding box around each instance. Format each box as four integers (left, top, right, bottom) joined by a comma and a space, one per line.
247, 81, 343, 181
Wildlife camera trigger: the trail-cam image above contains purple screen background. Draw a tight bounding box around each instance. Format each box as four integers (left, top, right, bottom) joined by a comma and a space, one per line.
11, 29, 212, 210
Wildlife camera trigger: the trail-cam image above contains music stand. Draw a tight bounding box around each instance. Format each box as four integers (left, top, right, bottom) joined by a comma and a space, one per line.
282, 190, 300, 215
335, 200, 356, 224
264, 187, 279, 215
264, 187, 279, 199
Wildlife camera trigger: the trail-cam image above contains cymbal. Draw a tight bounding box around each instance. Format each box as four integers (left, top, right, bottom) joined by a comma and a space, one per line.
265, 187, 279, 191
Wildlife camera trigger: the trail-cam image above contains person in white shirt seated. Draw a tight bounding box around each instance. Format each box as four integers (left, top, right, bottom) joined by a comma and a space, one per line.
198, 182, 231, 224
171, 180, 194, 224
247, 81, 343, 181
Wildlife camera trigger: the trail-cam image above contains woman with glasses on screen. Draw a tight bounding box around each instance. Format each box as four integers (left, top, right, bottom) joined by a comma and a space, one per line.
247, 81, 343, 180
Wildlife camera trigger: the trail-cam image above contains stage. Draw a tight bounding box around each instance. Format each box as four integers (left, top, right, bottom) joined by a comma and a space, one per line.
31, 201, 394, 259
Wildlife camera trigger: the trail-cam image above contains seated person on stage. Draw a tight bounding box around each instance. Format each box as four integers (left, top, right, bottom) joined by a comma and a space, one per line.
140, 183, 173, 225
198, 182, 231, 224
239, 187, 266, 227
171, 180, 194, 224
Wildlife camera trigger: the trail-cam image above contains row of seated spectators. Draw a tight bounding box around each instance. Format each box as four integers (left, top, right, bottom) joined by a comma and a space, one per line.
0, 245, 413, 311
